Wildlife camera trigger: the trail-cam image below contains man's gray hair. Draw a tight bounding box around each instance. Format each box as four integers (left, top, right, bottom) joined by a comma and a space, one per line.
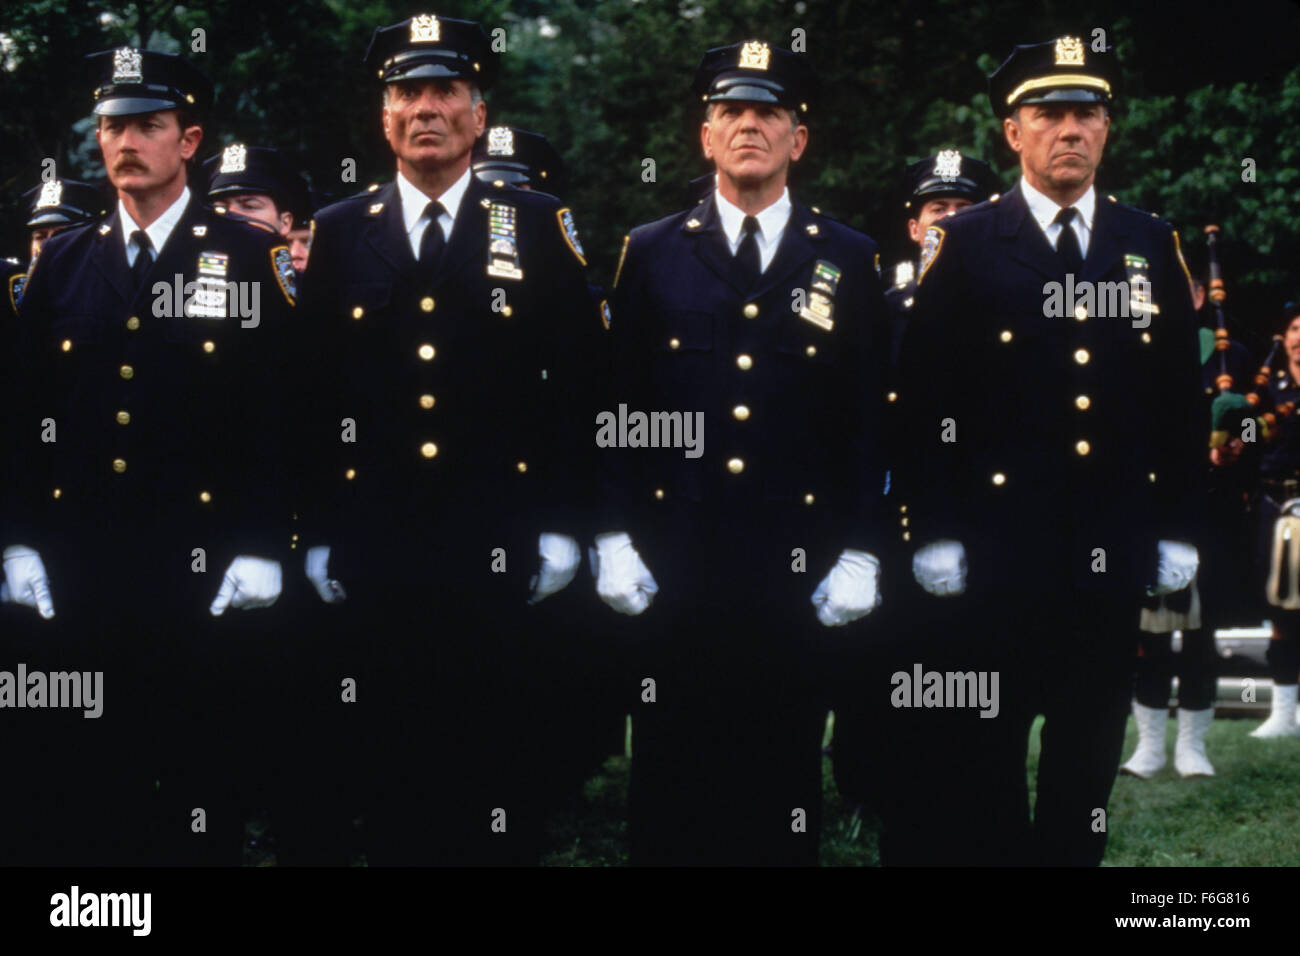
705, 101, 800, 129
383, 81, 484, 107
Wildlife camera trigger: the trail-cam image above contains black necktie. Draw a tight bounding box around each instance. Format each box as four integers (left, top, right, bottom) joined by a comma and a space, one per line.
1054, 206, 1083, 277
418, 200, 447, 269
130, 230, 153, 292
735, 215, 761, 288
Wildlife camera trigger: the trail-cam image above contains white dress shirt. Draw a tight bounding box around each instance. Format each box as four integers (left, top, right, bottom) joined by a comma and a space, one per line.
119, 186, 191, 266
713, 182, 792, 273
1019, 176, 1095, 258
397, 166, 471, 259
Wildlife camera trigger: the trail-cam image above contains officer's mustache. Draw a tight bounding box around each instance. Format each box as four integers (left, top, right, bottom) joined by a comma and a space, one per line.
114, 158, 148, 173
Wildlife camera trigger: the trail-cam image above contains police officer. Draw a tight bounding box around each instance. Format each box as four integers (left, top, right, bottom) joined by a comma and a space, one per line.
296, 13, 597, 865
1123, 267, 1259, 776
597, 40, 888, 865
3, 47, 295, 865
204, 143, 312, 239
1251, 300, 1300, 736
895, 36, 1203, 865
6, 179, 106, 318
885, 152, 1000, 364
472, 125, 565, 192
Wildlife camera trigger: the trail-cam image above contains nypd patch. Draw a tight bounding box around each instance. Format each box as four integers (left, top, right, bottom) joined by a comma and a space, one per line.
9, 271, 27, 312
918, 225, 945, 285
271, 246, 296, 305
557, 207, 586, 266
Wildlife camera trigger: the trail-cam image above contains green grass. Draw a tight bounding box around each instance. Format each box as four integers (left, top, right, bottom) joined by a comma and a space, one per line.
533, 713, 1300, 866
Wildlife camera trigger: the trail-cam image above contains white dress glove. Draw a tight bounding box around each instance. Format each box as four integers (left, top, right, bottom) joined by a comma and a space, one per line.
593, 532, 659, 615
2, 544, 55, 619
913, 539, 967, 597
528, 533, 582, 605
1149, 539, 1199, 596
305, 545, 347, 604
210, 556, 283, 616
811, 549, 881, 626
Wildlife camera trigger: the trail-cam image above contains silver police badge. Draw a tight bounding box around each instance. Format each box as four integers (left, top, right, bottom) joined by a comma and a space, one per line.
220, 144, 248, 174
113, 47, 143, 84
36, 180, 63, 209
934, 149, 963, 183
487, 127, 514, 156
893, 260, 915, 288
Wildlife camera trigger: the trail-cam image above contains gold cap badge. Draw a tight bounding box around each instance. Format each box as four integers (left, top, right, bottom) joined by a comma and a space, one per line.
410, 14, 440, 43
1055, 36, 1085, 66
738, 41, 771, 71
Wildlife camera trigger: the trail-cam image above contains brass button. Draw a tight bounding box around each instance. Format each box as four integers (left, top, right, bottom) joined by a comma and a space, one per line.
805, 345, 817, 358
1141, 332, 1152, 344
501, 305, 513, 318
992, 472, 1006, 486
345, 468, 357, 480
112, 458, 127, 474
1074, 304, 1088, 321
900, 505, 908, 514
803, 493, 815, 506
1075, 394, 1091, 410
52, 488, 61, 499
420, 442, 438, 458
736, 354, 753, 370
1073, 349, 1089, 365
1149, 472, 1157, 483
743, 303, 759, 319
999, 330, 1012, 343
901, 516, 909, 527
669, 338, 681, 350
126, 315, 140, 331
119, 364, 134, 380
654, 488, 665, 500
516, 461, 528, 473
419, 393, 436, 410
202, 340, 215, 353
887, 391, 898, 403
61, 339, 72, 352
418, 344, 435, 361
420, 296, 435, 313
115, 410, 131, 425
199, 491, 212, 504
733, 404, 750, 421
352, 306, 364, 320
727, 457, 745, 475
1075, 439, 1091, 456
902, 531, 911, 542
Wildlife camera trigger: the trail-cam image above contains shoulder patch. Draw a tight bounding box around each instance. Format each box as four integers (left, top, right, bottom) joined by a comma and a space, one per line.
271, 245, 296, 305
918, 225, 945, 285
9, 271, 27, 313
556, 207, 586, 266
613, 234, 630, 289
599, 299, 611, 330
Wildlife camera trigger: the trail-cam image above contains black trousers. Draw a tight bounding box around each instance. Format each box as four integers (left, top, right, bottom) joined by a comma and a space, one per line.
1133, 628, 1218, 710
624, 600, 828, 867
879, 588, 1134, 867
1, 536, 261, 866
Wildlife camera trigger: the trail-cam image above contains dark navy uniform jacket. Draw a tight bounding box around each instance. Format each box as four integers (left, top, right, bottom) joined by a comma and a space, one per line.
8, 195, 295, 572
600, 191, 890, 606
296, 176, 597, 588
896, 181, 1204, 596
